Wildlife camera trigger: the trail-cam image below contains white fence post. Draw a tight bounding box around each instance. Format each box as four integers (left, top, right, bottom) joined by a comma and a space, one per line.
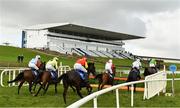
8, 70, 11, 87
58, 65, 71, 84
0, 68, 29, 87
93, 96, 98, 108
12, 70, 16, 86
116, 89, 120, 108
131, 84, 134, 107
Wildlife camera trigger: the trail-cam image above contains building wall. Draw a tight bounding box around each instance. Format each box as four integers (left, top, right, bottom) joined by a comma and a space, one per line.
23, 29, 125, 52
26, 30, 48, 48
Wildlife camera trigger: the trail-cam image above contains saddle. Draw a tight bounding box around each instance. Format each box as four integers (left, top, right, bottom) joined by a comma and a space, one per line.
49, 71, 58, 80
105, 70, 114, 78
31, 68, 38, 76
75, 69, 86, 80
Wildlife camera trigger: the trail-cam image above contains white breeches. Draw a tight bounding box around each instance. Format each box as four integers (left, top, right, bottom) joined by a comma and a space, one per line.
46, 64, 56, 71
149, 64, 155, 67
74, 63, 87, 73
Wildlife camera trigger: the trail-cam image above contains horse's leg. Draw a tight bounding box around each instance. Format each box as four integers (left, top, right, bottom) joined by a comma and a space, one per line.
28, 81, 33, 94
32, 83, 37, 92
70, 85, 76, 92
127, 85, 130, 91
98, 83, 101, 91
34, 83, 43, 96
134, 84, 136, 92
18, 80, 25, 94
43, 83, 49, 95
76, 86, 83, 98
54, 83, 58, 95
63, 81, 69, 104
86, 84, 92, 94
100, 80, 107, 90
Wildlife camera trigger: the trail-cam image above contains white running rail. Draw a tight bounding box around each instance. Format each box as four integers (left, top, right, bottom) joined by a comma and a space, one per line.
67, 78, 180, 108
0, 68, 29, 87
58, 65, 71, 76
0, 65, 71, 87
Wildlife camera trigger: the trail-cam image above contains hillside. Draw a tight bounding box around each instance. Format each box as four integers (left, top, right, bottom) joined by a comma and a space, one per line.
0, 45, 179, 71
0, 46, 133, 70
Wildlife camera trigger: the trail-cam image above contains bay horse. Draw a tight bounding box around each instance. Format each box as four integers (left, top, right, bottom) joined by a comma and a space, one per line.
95, 66, 116, 90
58, 63, 96, 104
33, 69, 60, 96
7, 62, 46, 94
126, 68, 141, 92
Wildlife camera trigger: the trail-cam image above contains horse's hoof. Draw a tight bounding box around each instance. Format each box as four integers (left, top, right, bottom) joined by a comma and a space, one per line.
32, 94, 37, 97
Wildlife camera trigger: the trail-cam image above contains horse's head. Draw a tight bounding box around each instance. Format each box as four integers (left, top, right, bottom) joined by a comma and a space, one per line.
39, 61, 46, 71
87, 62, 96, 76
112, 65, 116, 75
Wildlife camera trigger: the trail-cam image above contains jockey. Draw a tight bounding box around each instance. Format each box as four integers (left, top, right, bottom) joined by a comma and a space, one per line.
74, 57, 88, 82
149, 58, 157, 71
46, 57, 58, 72
46, 57, 59, 81
28, 55, 41, 84
105, 59, 115, 78
149, 58, 156, 68
132, 58, 141, 73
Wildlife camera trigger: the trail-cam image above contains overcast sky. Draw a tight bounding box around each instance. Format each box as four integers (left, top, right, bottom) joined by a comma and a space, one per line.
0, 0, 180, 59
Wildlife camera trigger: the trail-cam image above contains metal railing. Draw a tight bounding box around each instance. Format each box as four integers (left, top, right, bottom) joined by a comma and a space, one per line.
0, 68, 29, 87
67, 78, 180, 108
0, 65, 71, 87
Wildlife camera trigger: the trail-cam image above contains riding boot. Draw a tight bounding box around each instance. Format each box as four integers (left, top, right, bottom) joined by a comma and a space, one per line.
51, 70, 58, 83
33, 70, 40, 84
84, 72, 89, 84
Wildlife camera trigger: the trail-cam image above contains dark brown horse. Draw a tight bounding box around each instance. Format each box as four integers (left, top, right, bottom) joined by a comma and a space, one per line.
126, 68, 141, 92
33, 70, 60, 96
58, 62, 96, 104
7, 62, 46, 94
144, 67, 158, 77
95, 67, 116, 90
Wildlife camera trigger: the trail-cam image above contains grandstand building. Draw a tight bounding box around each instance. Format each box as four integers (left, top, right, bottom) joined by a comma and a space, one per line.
22, 23, 144, 59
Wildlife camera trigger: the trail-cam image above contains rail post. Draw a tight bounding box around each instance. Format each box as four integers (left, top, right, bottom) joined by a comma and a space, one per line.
116, 89, 120, 108
93, 96, 98, 108
131, 84, 134, 107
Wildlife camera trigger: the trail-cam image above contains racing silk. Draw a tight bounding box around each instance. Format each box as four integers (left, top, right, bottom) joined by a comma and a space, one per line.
46, 59, 58, 69
105, 62, 113, 74
29, 58, 39, 66
149, 59, 156, 67
76, 58, 88, 68
132, 60, 141, 70
28, 58, 40, 70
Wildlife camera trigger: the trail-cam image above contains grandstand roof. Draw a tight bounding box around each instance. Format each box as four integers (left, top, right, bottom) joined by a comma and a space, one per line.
24, 23, 145, 41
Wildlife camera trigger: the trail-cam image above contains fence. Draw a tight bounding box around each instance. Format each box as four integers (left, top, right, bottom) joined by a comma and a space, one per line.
144, 71, 167, 99
67, 66, 168, 108
67, 78, 180, 108
0, 68, 29, 87
0, 65, 71, 87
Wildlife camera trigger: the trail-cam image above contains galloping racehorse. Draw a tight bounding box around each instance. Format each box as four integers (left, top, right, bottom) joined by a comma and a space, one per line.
144, 67, 158, 77
7, 62, 46, 94
33, 69, 60, 96
87, 62, 96, 76
95, 67, 116, 90
58, 63, 96, 104
126, 68, 141, 92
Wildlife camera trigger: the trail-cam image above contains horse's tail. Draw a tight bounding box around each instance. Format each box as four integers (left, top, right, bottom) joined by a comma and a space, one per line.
7, 72, 24, 83
95, 74, 102, 80
57, 74, 67, 83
